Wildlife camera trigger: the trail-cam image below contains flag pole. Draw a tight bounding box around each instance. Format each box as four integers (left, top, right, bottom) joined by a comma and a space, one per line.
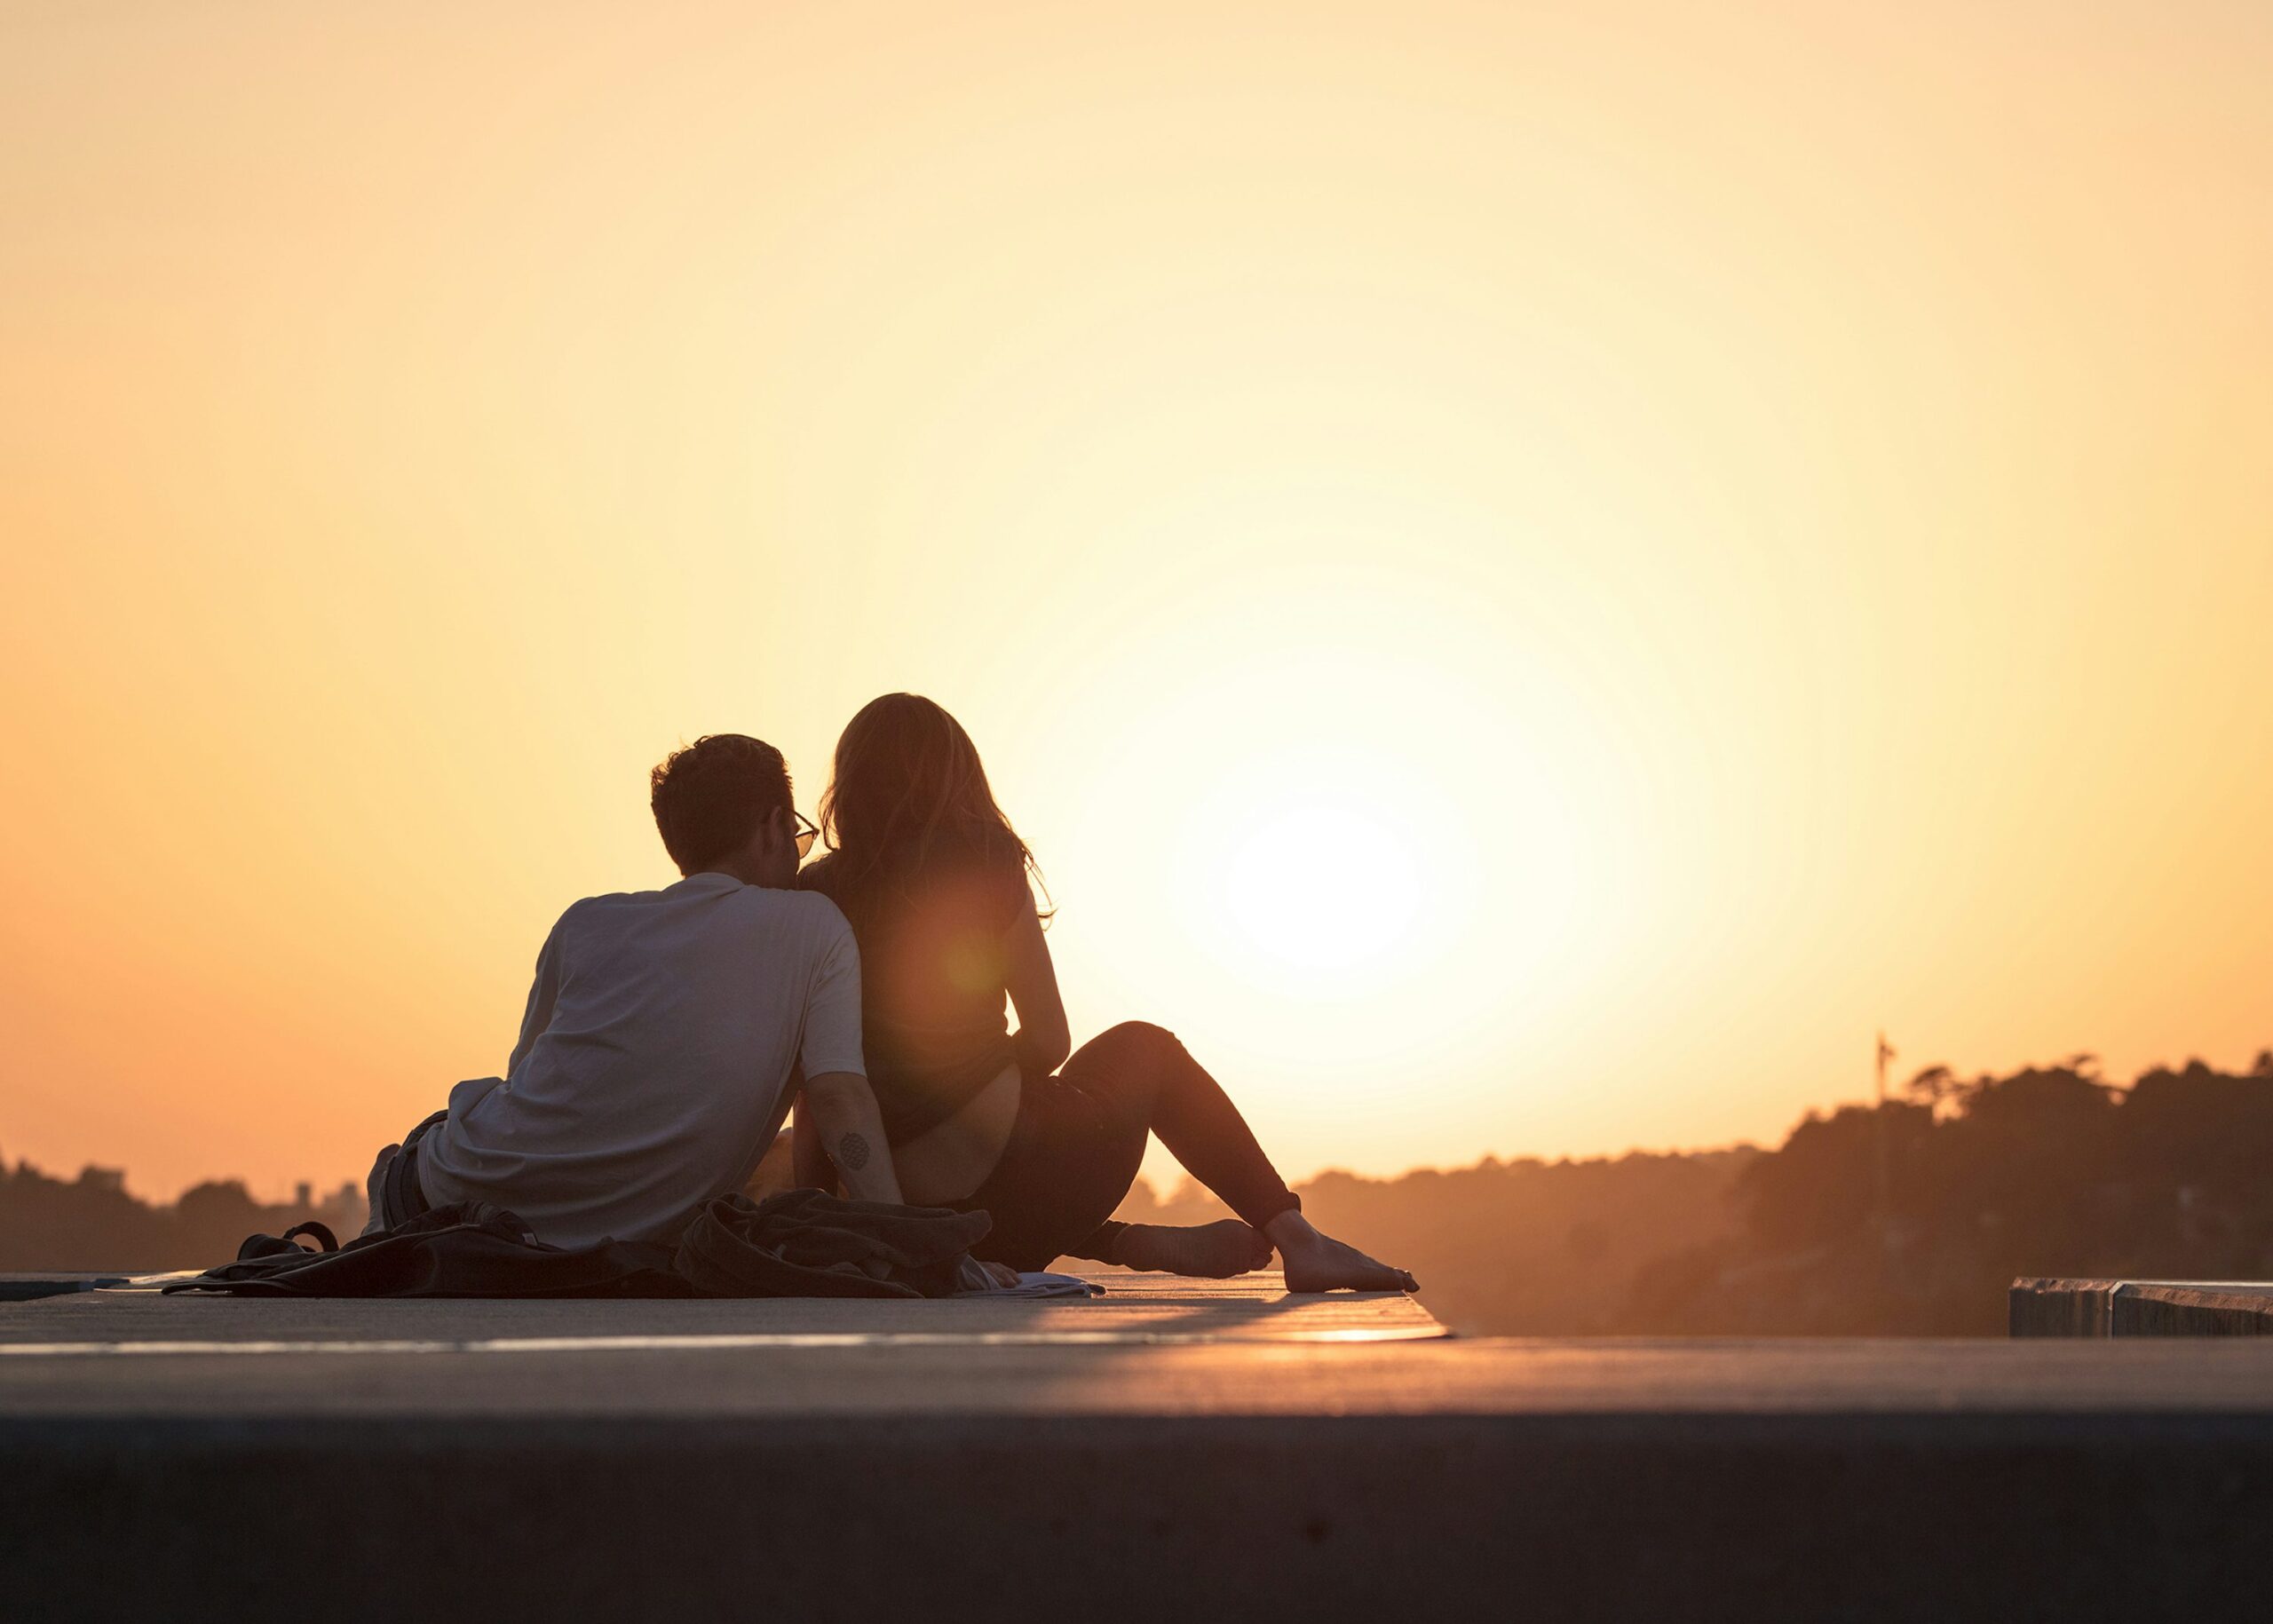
1873, 1031, 1896, 1257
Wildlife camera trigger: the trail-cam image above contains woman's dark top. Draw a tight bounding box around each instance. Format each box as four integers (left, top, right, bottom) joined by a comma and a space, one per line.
794, 843, 1033, 1144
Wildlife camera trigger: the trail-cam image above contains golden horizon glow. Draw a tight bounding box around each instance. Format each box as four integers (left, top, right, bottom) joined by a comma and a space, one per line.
3, 2, 2269, 1201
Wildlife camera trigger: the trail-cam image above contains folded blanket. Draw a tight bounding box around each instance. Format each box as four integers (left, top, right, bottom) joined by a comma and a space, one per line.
674, 1189, 993, 1300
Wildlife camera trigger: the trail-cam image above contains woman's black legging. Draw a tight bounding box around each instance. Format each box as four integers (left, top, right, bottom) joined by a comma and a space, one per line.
951, 1020, 1302, 1273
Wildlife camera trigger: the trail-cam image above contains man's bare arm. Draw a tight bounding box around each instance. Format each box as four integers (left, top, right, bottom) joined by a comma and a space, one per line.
790, 1096, 837, 1192
798, 1072, 903, 1205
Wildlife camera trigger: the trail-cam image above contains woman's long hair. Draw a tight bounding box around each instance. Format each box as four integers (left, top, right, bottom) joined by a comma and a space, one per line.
818, 693, 1051, 917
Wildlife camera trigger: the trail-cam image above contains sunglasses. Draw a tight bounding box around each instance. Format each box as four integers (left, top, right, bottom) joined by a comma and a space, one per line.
792, 809, 821, 859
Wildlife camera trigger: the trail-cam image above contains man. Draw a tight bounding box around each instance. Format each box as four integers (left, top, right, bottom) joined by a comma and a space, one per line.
365, 733, 907, 1247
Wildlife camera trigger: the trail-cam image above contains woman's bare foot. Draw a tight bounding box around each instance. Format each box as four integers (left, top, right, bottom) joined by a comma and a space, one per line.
1112, 1219, 1275, 1278
1264, 1211, 1418, 1293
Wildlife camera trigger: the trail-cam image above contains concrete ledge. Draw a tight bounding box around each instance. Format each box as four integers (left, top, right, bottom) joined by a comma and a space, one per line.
0, 1274, 129, 1303
2010, 1277, 2120, 1336
11, 1408, 2273, 1622
2114, 1282, 2273, 1337
2013, 1278, 2273, 1337
17, 1284, 2273, 1620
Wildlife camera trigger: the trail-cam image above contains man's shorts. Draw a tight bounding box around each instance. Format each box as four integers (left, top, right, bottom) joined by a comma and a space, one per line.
375, 1109, 447, 1232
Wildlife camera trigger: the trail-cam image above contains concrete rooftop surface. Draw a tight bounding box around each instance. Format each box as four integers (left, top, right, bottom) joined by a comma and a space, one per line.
8, 1271, 2273, 1621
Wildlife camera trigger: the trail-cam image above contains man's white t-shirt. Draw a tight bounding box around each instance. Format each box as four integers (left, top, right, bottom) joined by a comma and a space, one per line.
416, 872, 865, 1248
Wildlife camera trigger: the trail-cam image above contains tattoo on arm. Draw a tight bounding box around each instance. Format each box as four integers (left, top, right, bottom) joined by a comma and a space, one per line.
836, 1132, 872, 1172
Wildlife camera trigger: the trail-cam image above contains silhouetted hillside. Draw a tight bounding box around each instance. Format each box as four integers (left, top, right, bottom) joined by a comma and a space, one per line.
12, 1048, 2272, 1328
1116, 1147, 1755, 1335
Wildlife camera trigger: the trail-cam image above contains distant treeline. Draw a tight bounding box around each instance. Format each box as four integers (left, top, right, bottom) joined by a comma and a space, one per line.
1631, 1050, 2273, 1336
0, 1164, 364, 1274
1121, 1049, 2273, 1336
11, 1049, 2273, 1329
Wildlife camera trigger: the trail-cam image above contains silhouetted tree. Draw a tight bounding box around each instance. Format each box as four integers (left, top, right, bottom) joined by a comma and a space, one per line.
1612, 1052, 2273, 1335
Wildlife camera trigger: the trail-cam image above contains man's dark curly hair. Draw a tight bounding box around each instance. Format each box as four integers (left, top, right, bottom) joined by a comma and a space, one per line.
649, 734, 794, 875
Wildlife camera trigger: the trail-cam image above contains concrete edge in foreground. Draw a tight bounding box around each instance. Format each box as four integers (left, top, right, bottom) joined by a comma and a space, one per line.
8, 1406, 2273, 1621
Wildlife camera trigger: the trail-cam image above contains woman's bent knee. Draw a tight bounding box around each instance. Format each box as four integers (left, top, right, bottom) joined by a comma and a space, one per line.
1097, 1019, 1178, 1054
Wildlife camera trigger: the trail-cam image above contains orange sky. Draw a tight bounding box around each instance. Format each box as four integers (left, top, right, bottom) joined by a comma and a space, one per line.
4, 2, 2269, 1201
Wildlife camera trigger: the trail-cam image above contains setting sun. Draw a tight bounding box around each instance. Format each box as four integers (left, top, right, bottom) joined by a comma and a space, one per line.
1221, 801, 1420, 978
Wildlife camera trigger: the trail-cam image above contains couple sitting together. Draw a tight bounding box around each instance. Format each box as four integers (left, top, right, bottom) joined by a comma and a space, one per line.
366, 693, 1414, 1295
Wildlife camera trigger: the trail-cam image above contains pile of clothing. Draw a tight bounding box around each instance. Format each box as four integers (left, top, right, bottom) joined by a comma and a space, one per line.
165, 1188, 1095, 1300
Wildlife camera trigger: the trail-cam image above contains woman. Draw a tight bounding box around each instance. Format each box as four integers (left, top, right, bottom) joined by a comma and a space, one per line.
793, 693, 1415, 1292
